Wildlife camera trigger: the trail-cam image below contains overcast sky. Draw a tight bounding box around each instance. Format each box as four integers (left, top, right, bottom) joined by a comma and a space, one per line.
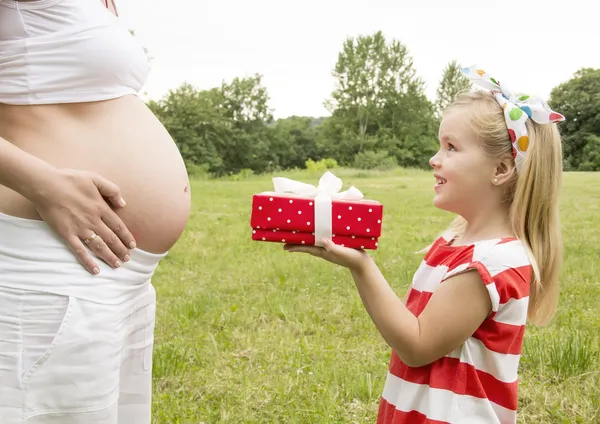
116, 0, 600, 119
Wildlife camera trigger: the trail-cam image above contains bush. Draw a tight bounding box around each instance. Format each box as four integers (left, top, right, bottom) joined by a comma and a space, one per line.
186, 163, 211, 179
305, 158, 338, 172
353, 150, 397, 170
226, 168, 255, 181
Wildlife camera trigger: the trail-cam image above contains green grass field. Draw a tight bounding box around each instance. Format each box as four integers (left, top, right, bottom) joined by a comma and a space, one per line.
150, 168, 600, 423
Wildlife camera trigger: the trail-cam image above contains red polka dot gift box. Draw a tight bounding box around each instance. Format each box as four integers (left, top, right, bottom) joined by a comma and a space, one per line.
250, 171, 383, 249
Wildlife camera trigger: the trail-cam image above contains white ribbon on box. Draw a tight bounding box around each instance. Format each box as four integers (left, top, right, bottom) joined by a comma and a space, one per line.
271, 171, 364, 246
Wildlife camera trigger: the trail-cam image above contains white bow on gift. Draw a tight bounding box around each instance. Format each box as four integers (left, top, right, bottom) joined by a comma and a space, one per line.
271, 171, 364, 246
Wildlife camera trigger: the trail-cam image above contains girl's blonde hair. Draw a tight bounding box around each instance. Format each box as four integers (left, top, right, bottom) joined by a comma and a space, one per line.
442, 90, 563, 327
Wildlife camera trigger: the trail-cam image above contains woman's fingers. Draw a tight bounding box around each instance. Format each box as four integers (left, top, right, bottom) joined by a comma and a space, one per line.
66, 235, 100, 275
91, 172, 127, 209
83, 223, 127, 269
102, 211, 136, 252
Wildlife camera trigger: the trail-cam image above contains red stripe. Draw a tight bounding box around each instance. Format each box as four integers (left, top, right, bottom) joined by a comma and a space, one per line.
494, 266, 531, 301
497, 238, 517, 245
377, 398, 449, 424
473, 318, 525, 355
424, 242, 471, 268
405, 288, 432, 317
388, 353, 518, 410
463, 261, 493, 285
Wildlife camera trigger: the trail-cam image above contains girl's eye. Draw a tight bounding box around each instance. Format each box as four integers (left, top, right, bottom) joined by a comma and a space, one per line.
447, 143, 455, 151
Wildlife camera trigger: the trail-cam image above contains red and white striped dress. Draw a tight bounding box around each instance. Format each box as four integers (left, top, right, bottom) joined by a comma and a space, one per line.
377, 232, 532, 424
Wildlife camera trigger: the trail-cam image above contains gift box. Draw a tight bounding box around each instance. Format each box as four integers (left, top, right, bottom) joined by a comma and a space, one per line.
250, 171, 383, 249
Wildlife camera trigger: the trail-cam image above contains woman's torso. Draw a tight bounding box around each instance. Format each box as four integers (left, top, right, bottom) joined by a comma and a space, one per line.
0, 0, 191, 254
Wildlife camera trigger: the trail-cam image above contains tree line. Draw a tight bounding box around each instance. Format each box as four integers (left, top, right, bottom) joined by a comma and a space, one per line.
146, 31, 600, 176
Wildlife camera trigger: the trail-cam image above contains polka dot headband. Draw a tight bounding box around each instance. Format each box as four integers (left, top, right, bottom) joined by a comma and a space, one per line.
461, 65, 565, 172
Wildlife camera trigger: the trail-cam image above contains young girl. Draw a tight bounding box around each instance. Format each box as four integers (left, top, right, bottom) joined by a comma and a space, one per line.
284, 66, 565, 424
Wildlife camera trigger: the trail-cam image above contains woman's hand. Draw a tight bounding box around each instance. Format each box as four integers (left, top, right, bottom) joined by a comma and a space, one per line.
283, 238, 371, 272
30, 168, 136, 275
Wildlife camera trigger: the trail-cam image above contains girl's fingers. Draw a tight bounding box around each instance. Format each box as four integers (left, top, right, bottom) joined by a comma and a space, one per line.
284, 244, 322, 255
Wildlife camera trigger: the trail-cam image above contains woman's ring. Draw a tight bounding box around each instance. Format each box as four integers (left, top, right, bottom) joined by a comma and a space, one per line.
83, 232, 98, 244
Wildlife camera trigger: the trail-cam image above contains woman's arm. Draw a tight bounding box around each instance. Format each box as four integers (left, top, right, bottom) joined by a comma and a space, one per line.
0, 136, 136, 274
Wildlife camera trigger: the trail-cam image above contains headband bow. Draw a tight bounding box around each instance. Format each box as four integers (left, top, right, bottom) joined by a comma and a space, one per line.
460, 65, 565, 172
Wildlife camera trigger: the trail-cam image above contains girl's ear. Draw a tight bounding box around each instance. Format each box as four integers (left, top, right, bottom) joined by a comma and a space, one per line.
493, 156, 516, 185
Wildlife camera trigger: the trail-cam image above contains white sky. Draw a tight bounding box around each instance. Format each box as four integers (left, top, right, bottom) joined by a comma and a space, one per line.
117, 0, 600, 119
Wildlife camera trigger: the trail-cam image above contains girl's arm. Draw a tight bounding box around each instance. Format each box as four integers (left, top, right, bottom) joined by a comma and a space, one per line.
349, 256, 491, 367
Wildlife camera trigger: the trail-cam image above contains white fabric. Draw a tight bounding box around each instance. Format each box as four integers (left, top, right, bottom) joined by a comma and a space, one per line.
0, 0, 150, 105
0, 212, 166, 423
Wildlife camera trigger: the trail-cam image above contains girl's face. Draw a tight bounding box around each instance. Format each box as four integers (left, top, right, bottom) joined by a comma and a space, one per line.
429, 110, 500, 218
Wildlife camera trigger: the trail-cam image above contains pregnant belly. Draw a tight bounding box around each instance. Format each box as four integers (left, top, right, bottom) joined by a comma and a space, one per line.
0, 95, 191, 254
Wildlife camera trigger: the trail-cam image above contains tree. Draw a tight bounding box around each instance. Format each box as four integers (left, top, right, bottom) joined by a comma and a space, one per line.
324, 31, 437, 168
435, 60, 472, 119
272, 116, 318, 169
220, 74, 274, 129
548, 68, 600, 171
580, 135, 600, 171
147, 83, 229, 174
217, 74, 278, 173
148, 75, 283, 176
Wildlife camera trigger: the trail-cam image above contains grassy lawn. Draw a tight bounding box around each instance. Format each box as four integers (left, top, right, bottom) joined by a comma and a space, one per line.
150, 167, 600, 423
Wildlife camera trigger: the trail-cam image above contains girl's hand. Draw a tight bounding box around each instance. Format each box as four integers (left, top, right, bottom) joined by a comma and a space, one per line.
283, 238, 371, 272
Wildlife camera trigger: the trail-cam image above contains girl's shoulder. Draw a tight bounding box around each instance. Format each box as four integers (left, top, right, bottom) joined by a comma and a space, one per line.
423, 232, 533, 313
425, 231, 531, 271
